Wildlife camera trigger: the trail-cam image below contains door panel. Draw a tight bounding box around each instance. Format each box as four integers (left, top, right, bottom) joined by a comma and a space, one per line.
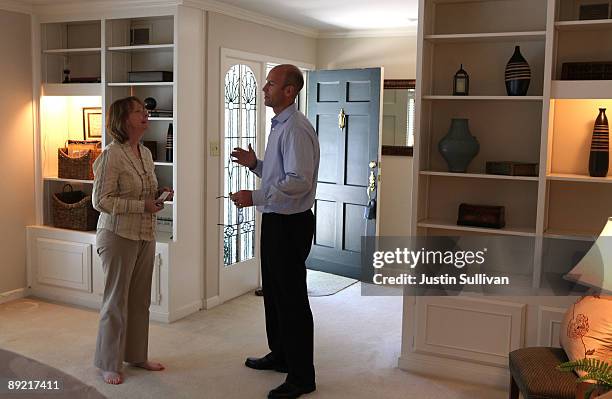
346, 115, 370, 187
307, 68, 381, 279
318, 115, 340, 184
314, 200, 336, 248
344, 204, 367, 252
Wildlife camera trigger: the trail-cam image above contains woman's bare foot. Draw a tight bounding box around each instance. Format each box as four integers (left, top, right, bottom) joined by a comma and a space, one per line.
101, 370, 123, 385
128, 361, 165, 371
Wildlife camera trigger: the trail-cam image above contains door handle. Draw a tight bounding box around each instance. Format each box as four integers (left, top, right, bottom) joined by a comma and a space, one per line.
338, 108, 346, 130
367, 160, 377, 200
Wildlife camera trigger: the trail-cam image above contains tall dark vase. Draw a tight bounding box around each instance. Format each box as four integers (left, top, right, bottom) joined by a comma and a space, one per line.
505, 46, 531, 96
438, 118, 480, 173
165, 123, 173, 162
589, 108, 609, 177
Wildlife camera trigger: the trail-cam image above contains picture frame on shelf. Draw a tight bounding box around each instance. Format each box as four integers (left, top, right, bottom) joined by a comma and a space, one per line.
82, 107, 102, 140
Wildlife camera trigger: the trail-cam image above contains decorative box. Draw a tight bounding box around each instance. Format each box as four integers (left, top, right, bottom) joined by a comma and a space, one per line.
485, 161, 539, 176
128, 71, 173, 83
457, 203, 506, 229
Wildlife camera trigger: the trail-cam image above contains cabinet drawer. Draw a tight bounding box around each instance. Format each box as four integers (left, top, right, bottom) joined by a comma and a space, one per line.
36, 238, 92, 292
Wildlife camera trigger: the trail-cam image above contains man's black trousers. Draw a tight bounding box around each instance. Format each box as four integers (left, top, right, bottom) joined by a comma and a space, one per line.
261, 210, 315, 388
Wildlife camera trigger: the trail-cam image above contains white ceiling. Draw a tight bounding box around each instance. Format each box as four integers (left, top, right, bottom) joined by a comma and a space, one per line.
16, 0, 419, 33
212, 0, 419, 31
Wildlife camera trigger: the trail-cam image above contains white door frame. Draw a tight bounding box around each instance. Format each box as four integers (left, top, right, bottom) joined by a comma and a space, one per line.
218, 48, 314, 303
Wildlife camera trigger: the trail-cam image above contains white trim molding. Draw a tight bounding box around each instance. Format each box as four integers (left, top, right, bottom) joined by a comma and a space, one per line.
318, 27, 418, 39
204, 295, 220, 309
398, 352, 509, 388
0, 288, 28, 305
0, 0, 33, 14
184, 0, 318, 38
25, 0, 417, 39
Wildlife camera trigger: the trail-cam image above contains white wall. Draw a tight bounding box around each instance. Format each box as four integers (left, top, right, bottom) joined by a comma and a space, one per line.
0, 10, 34, 296
378, 155, 413, 236
317, 35, 417, 237
204, 12, 317, 301
316, 35, 417, 79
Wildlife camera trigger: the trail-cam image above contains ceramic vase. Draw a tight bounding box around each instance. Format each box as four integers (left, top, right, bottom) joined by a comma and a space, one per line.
505, 46, 531, 96
589, 108, 609, 177
438, 118, 479, 173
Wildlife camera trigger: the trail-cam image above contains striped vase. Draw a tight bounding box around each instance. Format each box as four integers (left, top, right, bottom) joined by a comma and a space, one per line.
589, 108, 609, 177
505, 46, 531, 96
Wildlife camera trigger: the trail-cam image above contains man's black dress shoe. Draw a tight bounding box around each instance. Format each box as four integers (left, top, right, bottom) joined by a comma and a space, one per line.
244, 354, 288, 373
268, 382, 316, 399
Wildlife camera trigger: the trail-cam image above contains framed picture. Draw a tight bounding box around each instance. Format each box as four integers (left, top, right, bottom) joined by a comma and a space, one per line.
82, 107, 102, 140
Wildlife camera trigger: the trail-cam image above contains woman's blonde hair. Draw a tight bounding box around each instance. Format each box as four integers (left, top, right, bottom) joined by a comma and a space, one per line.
106, 96, 144, 144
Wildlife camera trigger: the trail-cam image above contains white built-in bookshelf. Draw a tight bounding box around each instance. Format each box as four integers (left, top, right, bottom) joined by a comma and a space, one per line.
401, 0, 611, 385
412, 0, 611, 244
29, 8, 204, 323
39, 15, 176, 234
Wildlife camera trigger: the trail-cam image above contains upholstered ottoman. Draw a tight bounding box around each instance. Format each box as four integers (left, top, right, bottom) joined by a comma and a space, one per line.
509, 347, 577, 399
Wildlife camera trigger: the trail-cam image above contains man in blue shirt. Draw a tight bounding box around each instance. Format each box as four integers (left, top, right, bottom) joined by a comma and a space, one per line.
231, 64, 320, 399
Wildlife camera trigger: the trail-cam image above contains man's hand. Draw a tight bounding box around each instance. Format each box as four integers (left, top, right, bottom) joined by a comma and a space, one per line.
230, 190, 253, 208
231, 144, 257, 169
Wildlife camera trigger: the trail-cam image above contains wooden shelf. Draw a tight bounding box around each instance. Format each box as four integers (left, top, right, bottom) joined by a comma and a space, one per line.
107, 44, 174, 52
422, 95, 544, 101
555, 19, 612, 31
547, 173, 612, 183
425, 31, 546, 43
108, 82, 173, 87
420, 171, 539, 181
44, 177, 94, 184
43, 47, 101, 55
148, 117, 173, 121
551, 80, 612, 99
42, 83, 102, 96
417, 219, 536, 237
544, 228, 597, 241
154, 162, 173, 166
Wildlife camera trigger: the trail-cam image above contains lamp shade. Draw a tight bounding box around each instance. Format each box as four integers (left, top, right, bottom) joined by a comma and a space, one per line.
564, 217, 612, 294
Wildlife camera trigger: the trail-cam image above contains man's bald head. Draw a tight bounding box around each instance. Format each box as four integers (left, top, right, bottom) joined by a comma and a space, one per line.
273, 64, 304, 98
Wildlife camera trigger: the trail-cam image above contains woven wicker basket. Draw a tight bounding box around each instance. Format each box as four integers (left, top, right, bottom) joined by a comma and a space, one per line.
58, 143, 101, 180
52, 185, 99, 231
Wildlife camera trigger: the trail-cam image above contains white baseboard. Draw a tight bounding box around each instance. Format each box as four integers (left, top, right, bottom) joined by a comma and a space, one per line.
167, 300, 203, 323
203, 295, 220, 309
398, 352, 510, 389
0, 288, 27, 305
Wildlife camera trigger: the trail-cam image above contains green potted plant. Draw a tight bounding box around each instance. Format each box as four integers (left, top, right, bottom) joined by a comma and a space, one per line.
558, 358, 612, 399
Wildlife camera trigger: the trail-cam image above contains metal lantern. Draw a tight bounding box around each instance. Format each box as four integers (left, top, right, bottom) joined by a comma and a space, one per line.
453, 64, 469, 96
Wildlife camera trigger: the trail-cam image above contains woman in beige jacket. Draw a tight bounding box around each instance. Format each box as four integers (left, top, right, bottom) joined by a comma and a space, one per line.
92, 96, 172, 384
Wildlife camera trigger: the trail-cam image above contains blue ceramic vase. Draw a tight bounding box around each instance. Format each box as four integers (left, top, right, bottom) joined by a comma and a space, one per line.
438, 118, 479, 173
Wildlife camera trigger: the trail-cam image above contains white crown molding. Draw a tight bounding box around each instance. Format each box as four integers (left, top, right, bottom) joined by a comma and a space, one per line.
33, 0, 180, 19
24, 0, 416, 40
0, 0, 33, 14
183, 0, 319, 38
318, 27, 418, 39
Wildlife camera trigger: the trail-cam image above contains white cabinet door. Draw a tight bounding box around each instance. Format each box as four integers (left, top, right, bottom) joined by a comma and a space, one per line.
151, 242, 169, 308
92, 244, 104, 296
36, 238, 92, 292
151, 252, 162, 306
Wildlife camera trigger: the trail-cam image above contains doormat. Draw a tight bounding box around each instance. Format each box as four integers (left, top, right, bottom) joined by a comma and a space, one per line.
307, 269, 358, 297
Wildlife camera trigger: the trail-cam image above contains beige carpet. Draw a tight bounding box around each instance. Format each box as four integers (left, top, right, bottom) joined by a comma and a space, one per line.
0, 348, 105, 399
0, 284, 506, 399
307, 269, 357, 296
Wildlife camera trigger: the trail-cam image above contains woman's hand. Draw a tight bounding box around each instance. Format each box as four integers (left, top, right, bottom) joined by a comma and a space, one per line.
157, 187, 174, 202
145, 199, 164, 213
